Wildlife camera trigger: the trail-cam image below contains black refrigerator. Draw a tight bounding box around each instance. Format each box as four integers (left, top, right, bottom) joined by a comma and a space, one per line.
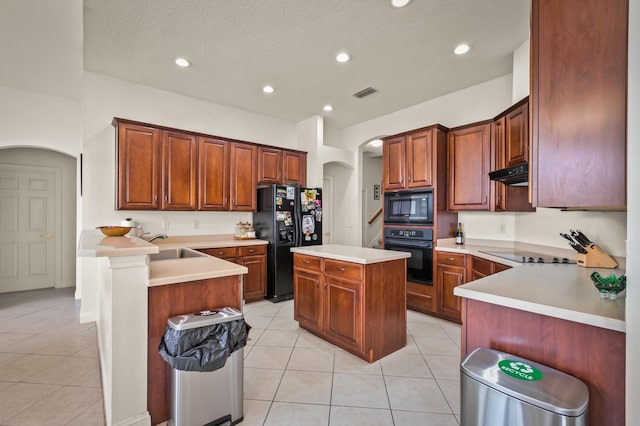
253, 185, 322, 302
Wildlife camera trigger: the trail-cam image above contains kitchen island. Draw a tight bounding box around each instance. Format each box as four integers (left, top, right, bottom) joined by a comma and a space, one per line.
290, 244, 410, 362
77, 231, 254, 426
453, 255, 626, 426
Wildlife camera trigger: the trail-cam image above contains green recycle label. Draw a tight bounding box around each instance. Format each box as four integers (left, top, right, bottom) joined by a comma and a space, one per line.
498, 359, 543, 381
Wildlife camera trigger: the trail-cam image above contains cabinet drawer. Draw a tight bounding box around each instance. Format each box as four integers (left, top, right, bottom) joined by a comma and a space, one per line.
294, 254, 322, 272
238, 245, 266, 257
202, 247, 238, 259
471, 256, 493, 276
436, 252, 466, 267
324, 259, 363, 282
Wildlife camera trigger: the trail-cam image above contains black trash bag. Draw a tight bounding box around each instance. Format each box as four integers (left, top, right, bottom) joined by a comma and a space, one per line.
158, 319, 251, 372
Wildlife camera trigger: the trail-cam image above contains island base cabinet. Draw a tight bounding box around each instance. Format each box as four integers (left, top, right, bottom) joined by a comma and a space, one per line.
293, 254, 406, 363
293, 269, 323, 333
325, 278, 363, 354
461, 299, 625, 426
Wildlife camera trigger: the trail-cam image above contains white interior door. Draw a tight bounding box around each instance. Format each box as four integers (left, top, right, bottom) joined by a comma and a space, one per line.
0, 165, 56, 292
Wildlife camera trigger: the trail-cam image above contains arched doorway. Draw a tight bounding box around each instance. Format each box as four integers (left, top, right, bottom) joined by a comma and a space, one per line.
0, 147, 77, 293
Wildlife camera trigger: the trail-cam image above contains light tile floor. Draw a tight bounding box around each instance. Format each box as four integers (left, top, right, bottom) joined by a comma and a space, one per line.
0, 289, 462, 426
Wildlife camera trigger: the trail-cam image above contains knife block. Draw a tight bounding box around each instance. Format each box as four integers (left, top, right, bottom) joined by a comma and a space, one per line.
576, 245, 618, 268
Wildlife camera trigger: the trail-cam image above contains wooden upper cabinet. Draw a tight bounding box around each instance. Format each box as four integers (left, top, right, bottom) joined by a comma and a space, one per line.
282, 150, 306, 186
383, 129, 434, 191
531, 0, 627, 208
490, 101, 534, 213
447, 122, 491, 211
229, 142, 257, 211
406, 130, 433, 188
258, 148, 307, 186
116, 121, 161, 210
198, 136, 229, 210
505, 101, 528, 167
258, 147, 282, 184
161, 131, 197, 210
382, 136, 406, 191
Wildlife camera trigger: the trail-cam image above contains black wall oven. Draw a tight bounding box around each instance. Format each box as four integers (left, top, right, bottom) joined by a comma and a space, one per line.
384, 189, 434, 226
383, 227, 433, 285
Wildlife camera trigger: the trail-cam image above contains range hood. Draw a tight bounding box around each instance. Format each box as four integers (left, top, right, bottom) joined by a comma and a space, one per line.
488, 162, 528, 186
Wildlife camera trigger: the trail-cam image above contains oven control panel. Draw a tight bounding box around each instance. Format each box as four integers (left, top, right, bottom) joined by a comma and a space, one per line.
384, 227, 433, 241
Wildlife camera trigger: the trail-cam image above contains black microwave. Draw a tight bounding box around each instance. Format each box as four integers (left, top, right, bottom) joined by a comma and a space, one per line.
384, 189, 434, 225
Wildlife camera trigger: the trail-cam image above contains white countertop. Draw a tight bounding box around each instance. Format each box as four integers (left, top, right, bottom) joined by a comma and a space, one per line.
444, 239, 626, 333
153, 234, 267, 250
78, 231, 259, 286
78, 230, 159, 257
291, 244, 411, 264
148, 256, 247, 287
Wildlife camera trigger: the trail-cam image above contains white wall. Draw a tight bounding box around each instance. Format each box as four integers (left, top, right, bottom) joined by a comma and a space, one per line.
626, 0, 639, 422
82, 72, 299, 235
325, 74, 514, 246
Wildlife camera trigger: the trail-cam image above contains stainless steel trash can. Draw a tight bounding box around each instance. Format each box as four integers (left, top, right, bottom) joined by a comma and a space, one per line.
460, 347, 588, 426
168, 307, 244, 426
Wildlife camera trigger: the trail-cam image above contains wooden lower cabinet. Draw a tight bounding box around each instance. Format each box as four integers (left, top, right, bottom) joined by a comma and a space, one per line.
237, 246, 267, 302
147, 276, 242, 425
293, 253, 406, 362
462, 298, 624, 426
196, 245, 267, 302
406, 281, 435, 313
431, 252, 512, 323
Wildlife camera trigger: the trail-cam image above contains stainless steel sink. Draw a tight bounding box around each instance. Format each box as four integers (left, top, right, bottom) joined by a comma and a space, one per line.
149, 248, 206, 261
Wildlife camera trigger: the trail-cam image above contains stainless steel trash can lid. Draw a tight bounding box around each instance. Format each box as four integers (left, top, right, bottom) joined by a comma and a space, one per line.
168, 306, 243, 330
461, 347, 589, 417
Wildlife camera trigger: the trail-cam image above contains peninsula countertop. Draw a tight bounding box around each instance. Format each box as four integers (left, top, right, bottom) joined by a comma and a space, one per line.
444, 238, 626, 332
290, 244, 411, 264
78, 231, 261, 286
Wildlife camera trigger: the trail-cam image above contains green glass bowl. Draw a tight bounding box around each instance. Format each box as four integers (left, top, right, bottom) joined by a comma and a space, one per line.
590, 272, 626, 298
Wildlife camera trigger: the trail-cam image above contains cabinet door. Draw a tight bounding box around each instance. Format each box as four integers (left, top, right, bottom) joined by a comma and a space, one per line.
239, 255, 266, 302
229, 142, 257, 211
406, 129, 433, 188
161, 131, 197, 210
505, 102, 528, 167
382, 136, 406, 190
198, 137, 229, 210
437, 264, 465, 321
491, 118, 507, 212
532, 0, 627, 208
293, 269, 323, 332
116, 122, 161, 210
324, 277, 363, 354
447, 123, 491, 211
258, 147, 281, 184
282, 151, 306, 186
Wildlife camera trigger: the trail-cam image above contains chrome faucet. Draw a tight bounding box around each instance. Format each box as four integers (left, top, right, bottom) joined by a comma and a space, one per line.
146, 233, 168, 242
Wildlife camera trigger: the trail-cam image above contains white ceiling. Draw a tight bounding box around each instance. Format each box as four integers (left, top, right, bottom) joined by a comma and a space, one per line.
82, 0, 530, 129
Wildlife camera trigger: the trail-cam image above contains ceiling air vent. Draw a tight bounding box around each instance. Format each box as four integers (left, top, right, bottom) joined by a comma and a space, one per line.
353, 87, 378, 99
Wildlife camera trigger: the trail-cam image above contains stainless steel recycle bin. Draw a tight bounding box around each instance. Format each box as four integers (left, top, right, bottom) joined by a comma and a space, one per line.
164, 307, 245, 426
460, 347, 589, 426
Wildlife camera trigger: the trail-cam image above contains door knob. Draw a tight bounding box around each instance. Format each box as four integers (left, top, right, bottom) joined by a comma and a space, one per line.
40, 233, 53, 239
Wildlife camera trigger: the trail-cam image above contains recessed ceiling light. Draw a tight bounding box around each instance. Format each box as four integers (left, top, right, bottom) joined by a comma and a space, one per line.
454, 44, 470, 55
370, 139, 383, 147
391, 0, 411, 7
175, 57, 191, 67
263, 85, 274, 94
323, 105, 333, 112
336, 52, 350, 63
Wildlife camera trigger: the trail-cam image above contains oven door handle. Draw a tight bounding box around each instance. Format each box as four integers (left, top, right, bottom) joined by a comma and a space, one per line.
384, 239, 433, 248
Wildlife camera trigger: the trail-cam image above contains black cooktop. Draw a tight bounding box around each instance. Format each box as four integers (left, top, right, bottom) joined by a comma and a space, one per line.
479, 250, 576, 264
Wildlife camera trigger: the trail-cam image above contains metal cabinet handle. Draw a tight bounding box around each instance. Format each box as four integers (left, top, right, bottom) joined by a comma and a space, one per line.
337, 267, 346, 271
447, 257, 455, 261
217, 252, 225, 256
249, 249, 256, 253
304, 260, 311, 264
